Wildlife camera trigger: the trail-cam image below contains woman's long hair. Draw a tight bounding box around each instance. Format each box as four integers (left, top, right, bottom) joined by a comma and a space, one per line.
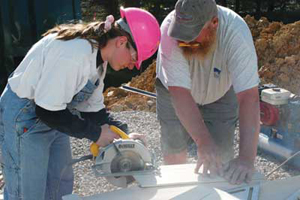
43, 21, 134, 51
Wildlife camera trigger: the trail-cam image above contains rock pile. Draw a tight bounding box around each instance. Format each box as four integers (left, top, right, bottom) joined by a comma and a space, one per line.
104, 61, 157, 112
245, 15, 300, 94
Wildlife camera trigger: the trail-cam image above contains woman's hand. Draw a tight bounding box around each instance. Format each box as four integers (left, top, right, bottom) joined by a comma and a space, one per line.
96, 124, 120, 147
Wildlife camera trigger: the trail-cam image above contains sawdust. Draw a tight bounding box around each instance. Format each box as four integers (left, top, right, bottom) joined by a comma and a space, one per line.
104, 16, 300, 111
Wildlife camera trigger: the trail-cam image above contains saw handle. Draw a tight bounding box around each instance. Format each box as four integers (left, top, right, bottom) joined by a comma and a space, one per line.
90, 125, 129, 157
110, 125, 130, 139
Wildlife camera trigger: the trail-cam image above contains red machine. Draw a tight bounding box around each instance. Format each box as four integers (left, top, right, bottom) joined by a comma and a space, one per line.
259, 84, 300, 169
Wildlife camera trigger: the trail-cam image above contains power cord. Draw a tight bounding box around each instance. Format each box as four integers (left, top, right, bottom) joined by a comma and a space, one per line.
266, 150, 300, 178
56, 154, 94, 197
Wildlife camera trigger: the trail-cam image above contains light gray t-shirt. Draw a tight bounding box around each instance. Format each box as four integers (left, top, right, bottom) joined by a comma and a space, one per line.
156, 6, 259, 105
8, 33, 107, 112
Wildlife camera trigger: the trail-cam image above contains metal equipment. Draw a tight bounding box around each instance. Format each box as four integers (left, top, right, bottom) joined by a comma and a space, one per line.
259, 84, 300, 169
227, 185, 260, 200
92, 139, 156, 188
120, 85, 157, 98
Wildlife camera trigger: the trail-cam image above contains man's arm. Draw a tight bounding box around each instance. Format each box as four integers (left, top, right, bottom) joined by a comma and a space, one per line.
223, 86, 260, 184
237, 86, 260, 163
169, 86, 222, 175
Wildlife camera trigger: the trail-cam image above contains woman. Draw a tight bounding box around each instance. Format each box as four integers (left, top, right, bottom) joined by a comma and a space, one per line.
0, 7, 160, 200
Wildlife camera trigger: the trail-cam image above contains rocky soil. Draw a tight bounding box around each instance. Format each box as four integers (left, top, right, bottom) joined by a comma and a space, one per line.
245, 16, 300, 95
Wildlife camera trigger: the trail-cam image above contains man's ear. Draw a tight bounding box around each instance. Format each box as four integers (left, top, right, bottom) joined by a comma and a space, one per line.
211, 17, 218, 29
116, 36, 128, 47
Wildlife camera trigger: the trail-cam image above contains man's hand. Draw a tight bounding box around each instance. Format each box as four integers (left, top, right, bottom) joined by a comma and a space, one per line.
194, 138, 223, 178
222, 157, 255, 185
168, 86, 223, 176
228, 86, 259, 185
96, 124, 120, 147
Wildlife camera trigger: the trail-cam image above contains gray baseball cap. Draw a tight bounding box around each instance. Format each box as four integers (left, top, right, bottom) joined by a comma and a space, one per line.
168, 0, 218, 42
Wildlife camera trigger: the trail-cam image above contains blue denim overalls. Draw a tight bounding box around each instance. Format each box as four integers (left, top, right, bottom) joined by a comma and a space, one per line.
0, 79, 98, 200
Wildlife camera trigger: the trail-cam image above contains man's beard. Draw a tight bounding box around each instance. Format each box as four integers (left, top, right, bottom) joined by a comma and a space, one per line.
180, 28, 217, 61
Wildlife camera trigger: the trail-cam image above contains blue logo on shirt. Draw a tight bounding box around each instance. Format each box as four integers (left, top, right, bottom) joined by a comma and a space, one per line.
214, 68, 221, 78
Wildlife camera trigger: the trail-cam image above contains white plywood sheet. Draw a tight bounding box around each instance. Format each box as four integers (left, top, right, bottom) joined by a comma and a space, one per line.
259, 175, 300, 200
134, 163, 265, 189
64, 166, 300, 200
64, 185, 240, 200
286, 188, 300, 200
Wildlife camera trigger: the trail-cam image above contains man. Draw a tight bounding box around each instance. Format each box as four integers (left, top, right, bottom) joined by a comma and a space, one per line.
156, 0, 260, 185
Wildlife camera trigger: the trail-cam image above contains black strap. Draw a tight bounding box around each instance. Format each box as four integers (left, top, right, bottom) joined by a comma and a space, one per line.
35, 105, 101, 142
81, 108, 129, 133
96, 49, 104, 67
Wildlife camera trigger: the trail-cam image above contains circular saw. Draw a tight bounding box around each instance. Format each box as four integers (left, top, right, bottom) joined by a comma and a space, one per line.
92, 139, 155, 188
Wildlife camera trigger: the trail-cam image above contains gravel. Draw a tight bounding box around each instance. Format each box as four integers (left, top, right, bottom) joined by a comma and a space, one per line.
72, 111, 300, 197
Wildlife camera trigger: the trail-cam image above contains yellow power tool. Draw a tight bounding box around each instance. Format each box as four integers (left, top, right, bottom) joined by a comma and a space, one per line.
90, 125, 129, 158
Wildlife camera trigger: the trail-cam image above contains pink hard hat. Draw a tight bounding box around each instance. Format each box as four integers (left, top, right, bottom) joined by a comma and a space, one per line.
119, 7, 161, 69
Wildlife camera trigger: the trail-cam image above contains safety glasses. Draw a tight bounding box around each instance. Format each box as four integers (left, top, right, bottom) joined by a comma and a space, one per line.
178, 41, 200, 48
127, 41, 137, 64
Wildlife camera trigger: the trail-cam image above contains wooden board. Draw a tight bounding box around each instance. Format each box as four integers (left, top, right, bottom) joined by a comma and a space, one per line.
63, 176, 300, 200
286, 188, 300, 200
63, 185, 240, 200
64, 165, 300, 200
134, 163, 265, 189
259, 175, 300, 200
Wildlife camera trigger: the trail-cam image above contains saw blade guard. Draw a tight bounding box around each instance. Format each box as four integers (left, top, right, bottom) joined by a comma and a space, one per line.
92, 139, 153, 187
